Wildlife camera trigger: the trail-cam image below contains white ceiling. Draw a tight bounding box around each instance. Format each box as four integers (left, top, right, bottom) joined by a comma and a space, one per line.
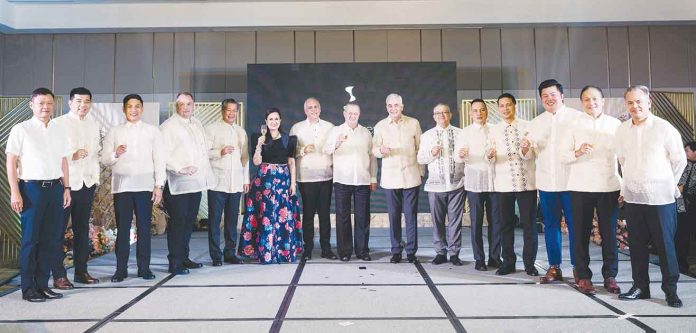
2, 0, 696, 33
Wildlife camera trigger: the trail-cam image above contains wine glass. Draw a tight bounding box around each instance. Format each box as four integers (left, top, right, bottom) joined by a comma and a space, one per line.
260, 124, 268, 145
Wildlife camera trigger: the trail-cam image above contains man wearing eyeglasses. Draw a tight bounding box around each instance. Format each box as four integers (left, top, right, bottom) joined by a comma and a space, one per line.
417, 103, 465, 266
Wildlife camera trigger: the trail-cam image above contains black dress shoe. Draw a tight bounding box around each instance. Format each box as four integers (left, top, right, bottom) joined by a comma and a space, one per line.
212, 260, 223, 267
183, 259, 203, 269
666, 294, 683, 308
450, 256, 464, 266
22, 289, 46, 302
38, 288, 63, 300
525, 266, 539, 276
224, 256, 242, 264
359, 254, 372, 261
432, 254, 447, 265
619, 286, 651, 300
340, 256, 350, 262
111, 274, 126, 283
407, 254, 418, 263
173, 268, 190, 275
74, 272, 99, 284
496, 266, 516, 275
137, 271, 156, 280
321, 250, 338, 260
390, 254, 402, 263
487, 258, 502, 268
474, 260, 488, 271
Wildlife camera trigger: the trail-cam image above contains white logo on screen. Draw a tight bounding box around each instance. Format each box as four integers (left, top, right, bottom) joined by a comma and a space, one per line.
345, 86, 356, 102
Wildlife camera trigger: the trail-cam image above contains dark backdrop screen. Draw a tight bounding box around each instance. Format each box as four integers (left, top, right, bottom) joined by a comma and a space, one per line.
247, 62, 457, 213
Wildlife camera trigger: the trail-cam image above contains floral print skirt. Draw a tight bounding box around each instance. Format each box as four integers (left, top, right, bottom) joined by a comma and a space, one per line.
238, 163, 303, 264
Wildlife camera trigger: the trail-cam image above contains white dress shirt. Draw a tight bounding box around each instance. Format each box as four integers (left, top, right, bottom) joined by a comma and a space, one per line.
160, 114, 216, 195
205, 121, 250, 193
418, 125, 465, 192
455, 123, 495, 193
323, 123, 377, 186
529, 105, 582, 192
614, 114, 687, 205
289, 118, 334, 182
100, 121, 166, 194
560, 112, 622, 192
5, 117, 70, 180
52, 112, 101, 190
372, 115, 423, 189
488, 119, 536, 192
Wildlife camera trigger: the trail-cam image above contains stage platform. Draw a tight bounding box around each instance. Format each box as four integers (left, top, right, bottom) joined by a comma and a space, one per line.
1, 227, 694, 332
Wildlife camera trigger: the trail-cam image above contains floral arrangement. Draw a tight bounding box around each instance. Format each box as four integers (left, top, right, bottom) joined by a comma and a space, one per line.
590, 218, 630, 250
61, 222, 117, 267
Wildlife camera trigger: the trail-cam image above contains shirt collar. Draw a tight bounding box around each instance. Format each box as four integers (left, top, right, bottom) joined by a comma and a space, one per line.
125, 120, 142, 127
30, 116, 50, 128
306, 119, 320, 126
388, 115, 405, 125
629, 113, 655, 128
175, 113, 192, 124
471, 122, 484, 129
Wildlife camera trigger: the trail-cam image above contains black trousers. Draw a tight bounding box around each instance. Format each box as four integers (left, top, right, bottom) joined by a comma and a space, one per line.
114, 191, 153, 275
164, 186, 202, 270
625, 202, 679, 295
52, 184, 96, 278
676, 194, 695, 270
495, 191, 538, 269
334, 183, 371, 258
468, 191, 501, 262
299, 180, 333, 253
571, 191, 619, 280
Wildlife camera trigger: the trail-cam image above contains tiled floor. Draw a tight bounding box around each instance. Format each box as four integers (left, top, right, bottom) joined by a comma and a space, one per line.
1, 227, 695, 333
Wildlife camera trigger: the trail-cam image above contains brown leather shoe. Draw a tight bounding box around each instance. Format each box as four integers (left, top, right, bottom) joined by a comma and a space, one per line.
540, 266, 563, 284
576, 279, 596, 294
604, 277, 621, 294
74, 272, 100, 284
53, 277, 74, 290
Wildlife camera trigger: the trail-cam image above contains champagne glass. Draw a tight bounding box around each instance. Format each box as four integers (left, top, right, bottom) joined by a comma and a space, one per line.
260, 124, 268, 145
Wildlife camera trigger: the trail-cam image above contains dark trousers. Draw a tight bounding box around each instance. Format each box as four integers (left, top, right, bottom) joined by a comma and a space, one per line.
571, 191, 619, 280
495, 191, 538, 269
334, 183, 371, 258
539, 190, 574, 266
676, 195, 695, 270
207, 190, 241, 261
113, 191, 153, 275
18, 180, 64, 293
429, 188, 465, 256
468, 191, 501, 262
164, 186, 202, 270
625, 202, 680, 295
385, 186, 420, 255
52, 184, 96, 279
299, 180, 333, 253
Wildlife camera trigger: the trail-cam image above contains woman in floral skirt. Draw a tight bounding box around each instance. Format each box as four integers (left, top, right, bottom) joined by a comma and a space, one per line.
238, 108, 303, 263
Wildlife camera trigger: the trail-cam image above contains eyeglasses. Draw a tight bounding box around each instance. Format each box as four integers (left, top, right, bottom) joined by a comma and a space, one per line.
433, 112, 451, 116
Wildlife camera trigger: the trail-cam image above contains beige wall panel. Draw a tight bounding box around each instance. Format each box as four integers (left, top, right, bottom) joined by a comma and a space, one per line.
315, 30, 353, 63
650, 26, 690, 88
294, 31, 315, 63
256, 31, 294, 64
442, 29, 480, 90
194, 32, 226, 93
387, 29, 420, 62
421, 29, 442, 61
354, 30, 387, 62
174, 32, 195, 93
226, 31, 256, 92
607, 27, 629, 89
